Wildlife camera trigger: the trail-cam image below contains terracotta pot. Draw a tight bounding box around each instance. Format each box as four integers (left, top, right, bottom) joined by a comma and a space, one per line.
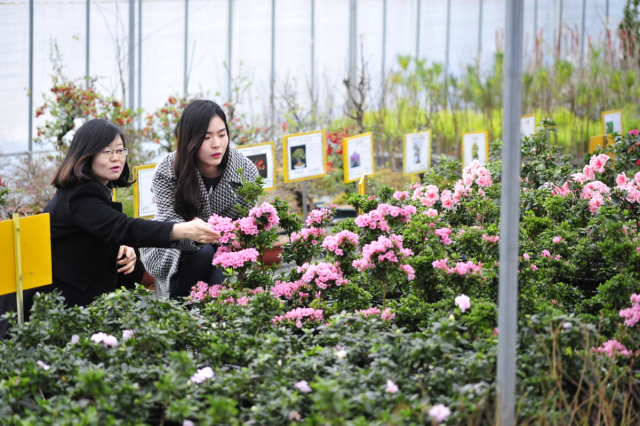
259, 241, 284, 266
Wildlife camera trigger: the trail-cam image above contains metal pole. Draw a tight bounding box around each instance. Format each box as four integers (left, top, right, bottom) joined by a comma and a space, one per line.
444, 0, 451, 105
28, 0, 34, 152
416, 0, 421, 59
497, 0, 524, 424
271, 0, 275, 124
349, 0, 357, 85
478, 0, 483, 58
606, 0, 609, 26
534, 0, 538, 37
13, 214, 24, 324
138, 0, 142, 127
302, 181, 309, 219
128, 0, 135, 108
382, 0, 387, 84
227, 0, 233, 102
86, 0, 90, 89
184, 0, 188, 93
557, 0, 563, 59
580, 0, 586, 59
311, 0, 315, 102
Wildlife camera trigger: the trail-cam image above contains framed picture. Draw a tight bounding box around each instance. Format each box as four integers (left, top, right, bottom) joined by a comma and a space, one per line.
283, 130, 327, 183
601, 110, 623, 135
343, 132, 375, 183
133, 164, 157, 219
521, 114, 536, 137
237, 141, 276, 191
403, 130, 432, 175
462, 131, 489, 168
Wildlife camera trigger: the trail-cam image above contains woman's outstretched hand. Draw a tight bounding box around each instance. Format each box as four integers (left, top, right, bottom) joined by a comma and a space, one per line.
171, 218, 220, 244
117, 245, 137, 274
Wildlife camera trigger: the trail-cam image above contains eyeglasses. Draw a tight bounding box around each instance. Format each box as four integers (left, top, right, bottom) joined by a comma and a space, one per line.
100, 148, 129, 158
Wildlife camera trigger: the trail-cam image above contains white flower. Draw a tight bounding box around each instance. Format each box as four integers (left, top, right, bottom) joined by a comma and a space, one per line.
190, 367, 214, 384
122, 330, 134, 340
90, 332, 108, 344
91, 332, 117, 347
183, 421, 195, 426
294, 380, 312, 393
335, 349, 348, 360
288, 410, 302, 420
385, 380, 399, 394
37, 360, 50, 371
71, 334, 79, 344
277, 359, 282, 366
455, 294, 471, 313
562, 322, 572, 329
448, 314, 455, 321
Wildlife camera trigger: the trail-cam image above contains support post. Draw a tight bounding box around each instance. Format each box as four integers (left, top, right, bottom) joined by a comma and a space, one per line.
444, 0, 451, 106
497, 0, 524, 425
13, 214, 24, 324
478, 0, 483, 58
302, 181, 309, 220
227, 0, 233, 102
28, 0, 34, 153
311, 0, 315, 102
416, 0, 421, 59
381, 0, 387, 86
184, 0, 189, 93
534, 0, 538, 36
580, 0, 586, 59
128, 0, 135, 108
86, 0, 90, 89
557, 0, 564, 59
271, 0, 276, 124
348, 0, 357, 87
138, 0, 142, 127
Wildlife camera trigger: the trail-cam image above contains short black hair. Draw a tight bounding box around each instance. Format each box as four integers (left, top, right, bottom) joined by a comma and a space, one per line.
52, 119, 133, 189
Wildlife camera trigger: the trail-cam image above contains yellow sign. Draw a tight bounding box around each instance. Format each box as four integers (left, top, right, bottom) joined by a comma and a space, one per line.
0, 214, 52, 297
283, 130, 328, 183
589, 135, 608, 153
358, 175, 367, 196
462, 131, 490, 168
403, 130, 432, 176
237, 142, 277, 191
133, 164, 157, 218
343, 132, 375, 183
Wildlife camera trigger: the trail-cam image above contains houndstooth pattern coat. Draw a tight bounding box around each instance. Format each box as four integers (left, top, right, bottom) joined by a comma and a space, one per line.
140, 147, 258, 294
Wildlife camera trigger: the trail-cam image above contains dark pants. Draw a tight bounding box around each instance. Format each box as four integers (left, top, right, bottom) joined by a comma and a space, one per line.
169, 244, 224, 299
0, 258, 146, 339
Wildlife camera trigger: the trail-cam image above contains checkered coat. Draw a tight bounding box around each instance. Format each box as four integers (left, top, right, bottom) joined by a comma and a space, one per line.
140, 147, 258, 294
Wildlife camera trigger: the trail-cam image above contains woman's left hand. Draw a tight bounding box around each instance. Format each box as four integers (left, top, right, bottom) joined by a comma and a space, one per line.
117, 245, 137, 275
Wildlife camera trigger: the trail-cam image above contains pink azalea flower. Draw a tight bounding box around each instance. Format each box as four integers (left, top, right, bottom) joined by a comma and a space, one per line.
294, 380, 312, 393
583, 165, 595, 181
429, 404, 451, 423
530, 264, 538, 270
455, 294, 471, 313
37, 360, 50, 371
190, 367, 214, 384
385, 380, 399, 394
523, 253, 530, 260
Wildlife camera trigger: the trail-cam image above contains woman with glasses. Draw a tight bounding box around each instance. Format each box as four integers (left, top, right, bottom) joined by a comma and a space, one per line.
0, 118, 220, 336
141, 100, 258, 298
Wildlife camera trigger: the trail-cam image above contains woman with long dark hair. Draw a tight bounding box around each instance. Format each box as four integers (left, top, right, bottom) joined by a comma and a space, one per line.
141, 99, 258, 298
0, 118, 219, 336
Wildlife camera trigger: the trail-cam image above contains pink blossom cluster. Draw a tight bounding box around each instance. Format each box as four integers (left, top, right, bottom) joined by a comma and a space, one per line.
249, 202, 280, 230
354, 203, 416, 231
298, 262, 348, 289
393, 190, 409, 201
355, 307, 396, 321
189, 281, 228, 303
207, 214, 237, 244
482, 234, 499, 244
593, 339, 633, 357
290, 227, 324, 244
630, 129, 639, 136
579, 181, 611, 214
270, 280, 309, 299
432, 258, 483, 275
615, 171, 640, 204
550, 181, 572, 197
540, 249, 561, 260
352, 234, 414, 276
619, 293, 640, 327
236, 216, 259, 235
435, 228, 453, 245
322, 230, 360, 256
572, 154, 610, 183
212, 248, 259, 268
272, 307, 324, 328
305, 207, 333, 227
462, 160, 493, 188
412, 185, 440, 207
91, 332, 118, 347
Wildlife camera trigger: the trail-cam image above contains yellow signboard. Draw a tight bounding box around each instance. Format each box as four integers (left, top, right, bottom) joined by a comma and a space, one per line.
133, 164, 157, 218
283, 130, 328, 183
588, 135, 609, 154
0, 214, 52, 296
358, 175, 367, 196
602, 110, 623, 135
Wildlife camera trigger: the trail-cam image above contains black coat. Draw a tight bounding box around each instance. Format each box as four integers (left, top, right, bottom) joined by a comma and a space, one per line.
0, 179, 175, 338
41, 179, 175, 306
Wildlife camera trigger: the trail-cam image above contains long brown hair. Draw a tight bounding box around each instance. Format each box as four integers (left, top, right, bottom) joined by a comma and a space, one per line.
173, 99, 230, 220
52, 119, 133, 189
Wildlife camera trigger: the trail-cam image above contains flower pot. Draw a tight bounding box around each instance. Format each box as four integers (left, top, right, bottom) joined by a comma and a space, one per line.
259, 241, 285, 266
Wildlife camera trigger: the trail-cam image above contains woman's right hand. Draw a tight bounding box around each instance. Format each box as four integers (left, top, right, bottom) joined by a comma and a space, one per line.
171, 218, 220, 244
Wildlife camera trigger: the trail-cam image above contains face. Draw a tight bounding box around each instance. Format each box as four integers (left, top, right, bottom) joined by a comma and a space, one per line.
196, 115, 229, 177
91, 135, 126, 185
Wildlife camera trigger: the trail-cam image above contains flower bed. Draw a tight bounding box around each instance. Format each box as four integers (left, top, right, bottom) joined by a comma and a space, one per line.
1, 121, 640, 424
